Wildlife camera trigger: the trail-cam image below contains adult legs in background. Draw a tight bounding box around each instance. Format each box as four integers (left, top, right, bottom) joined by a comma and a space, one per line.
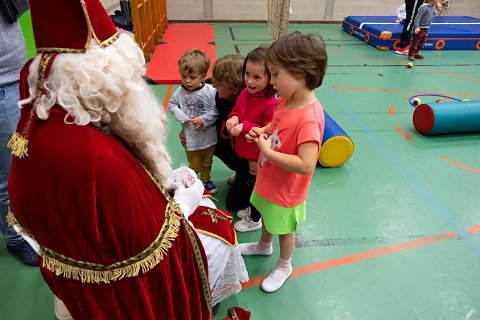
0, 82, 38, 266
398, 0, 424, 48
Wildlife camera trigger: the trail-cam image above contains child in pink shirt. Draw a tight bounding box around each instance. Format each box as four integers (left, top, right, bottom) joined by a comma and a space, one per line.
225, 46, 276, 232
241, 32, 327, 293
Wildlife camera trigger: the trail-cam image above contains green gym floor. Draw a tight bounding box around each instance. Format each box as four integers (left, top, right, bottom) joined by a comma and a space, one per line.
1, 23, 479, 320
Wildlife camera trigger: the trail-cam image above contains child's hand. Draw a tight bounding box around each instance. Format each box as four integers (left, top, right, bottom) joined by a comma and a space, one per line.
191, 117, 203, 129
256, 133, 271, 154
226, 116, 239, 132
246, 126, 263, 143
179, 130, 186, 148
230, 123, 243, 137
414, 27, 420, 34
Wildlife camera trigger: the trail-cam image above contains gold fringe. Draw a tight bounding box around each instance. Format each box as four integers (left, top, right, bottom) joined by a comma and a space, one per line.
6, 206, 34, 238
6, 206, 18, 227
39, 203, 182, 284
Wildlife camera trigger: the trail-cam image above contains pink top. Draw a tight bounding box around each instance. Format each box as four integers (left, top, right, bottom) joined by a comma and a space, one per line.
254, 98, 325, 207
228, 88, 276, 160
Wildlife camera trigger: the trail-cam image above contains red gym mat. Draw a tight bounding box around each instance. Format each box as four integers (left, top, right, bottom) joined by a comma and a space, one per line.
145, 24, 216, 84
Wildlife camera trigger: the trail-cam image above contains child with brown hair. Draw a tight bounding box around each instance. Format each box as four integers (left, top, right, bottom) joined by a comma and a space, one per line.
241, 31, 327, 292
168, 49, 218, 194
225, 46, 277, 233
211, 54, 246, 174
408, 0, 442, 61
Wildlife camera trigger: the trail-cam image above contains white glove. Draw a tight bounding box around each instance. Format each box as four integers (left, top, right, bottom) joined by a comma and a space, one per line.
166, 166, 204, 218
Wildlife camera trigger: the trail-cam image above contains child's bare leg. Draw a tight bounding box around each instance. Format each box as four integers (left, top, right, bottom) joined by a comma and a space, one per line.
260, 221, 273, 243
279, 232, 295, 260
238, 219, 273, 256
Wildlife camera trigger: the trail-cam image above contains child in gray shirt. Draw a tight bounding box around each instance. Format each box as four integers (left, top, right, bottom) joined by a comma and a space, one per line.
408, 0, 442, 61
168, 49, 218, 194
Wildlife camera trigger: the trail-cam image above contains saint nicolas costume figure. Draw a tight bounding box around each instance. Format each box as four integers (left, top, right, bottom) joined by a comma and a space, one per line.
6, 0, 213, 319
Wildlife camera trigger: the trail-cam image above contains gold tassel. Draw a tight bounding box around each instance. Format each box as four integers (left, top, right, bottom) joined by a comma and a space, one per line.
7, 132, 29, 159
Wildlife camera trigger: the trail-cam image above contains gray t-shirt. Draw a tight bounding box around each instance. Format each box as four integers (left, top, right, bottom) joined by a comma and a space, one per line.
168, 83, 218, 151
0, 13, 27, 87
414, 3, 437, 29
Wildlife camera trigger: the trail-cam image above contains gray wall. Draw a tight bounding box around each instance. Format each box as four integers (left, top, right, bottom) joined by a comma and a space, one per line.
166, 0, 480, 21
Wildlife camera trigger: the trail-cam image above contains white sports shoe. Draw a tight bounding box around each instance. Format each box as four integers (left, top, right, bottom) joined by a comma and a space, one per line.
238, 242, 273, 256
261, 266, 293, 293
237, 207, 251, 219
234, 215, 262, 232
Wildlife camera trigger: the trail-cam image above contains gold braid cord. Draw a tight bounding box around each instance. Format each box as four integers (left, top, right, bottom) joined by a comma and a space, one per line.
267, 0, 290, 42
7, 53, 55, 159
8, 162, 187, 284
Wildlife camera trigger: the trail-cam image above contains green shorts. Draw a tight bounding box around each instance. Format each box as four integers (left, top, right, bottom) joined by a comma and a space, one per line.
250, 190, 306, 235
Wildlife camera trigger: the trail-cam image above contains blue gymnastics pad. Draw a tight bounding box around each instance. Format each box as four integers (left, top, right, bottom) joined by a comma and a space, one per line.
413, 100, 480, 135
342, 16, 480, 51
319, 111, 354, 168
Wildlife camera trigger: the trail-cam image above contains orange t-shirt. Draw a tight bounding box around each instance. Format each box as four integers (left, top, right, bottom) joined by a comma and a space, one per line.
254, 98, 325, 207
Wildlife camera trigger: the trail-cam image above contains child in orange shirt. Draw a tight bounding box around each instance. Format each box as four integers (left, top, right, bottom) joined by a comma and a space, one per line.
241, 32, 327, 292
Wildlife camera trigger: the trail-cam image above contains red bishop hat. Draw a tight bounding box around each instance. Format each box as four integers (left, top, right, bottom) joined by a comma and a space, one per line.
30, 0, 119, 53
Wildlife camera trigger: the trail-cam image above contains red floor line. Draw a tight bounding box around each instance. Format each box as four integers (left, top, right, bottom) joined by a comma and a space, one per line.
241, 231, 458, 290
163, 84, 173, 112
354, 55, 480, 83
394, 126, 414, 141
439, 156, 480, 174
388, 105, 396, 115
327, 51, 345, 54
467, 225, 480, 234
331, 87, 480, 97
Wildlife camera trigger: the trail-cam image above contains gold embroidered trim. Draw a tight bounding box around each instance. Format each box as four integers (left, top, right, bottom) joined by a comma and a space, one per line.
195, 229, 237, 247
37, 47, 85, 53
7, 53, 54, 159
7, 206, 34, 239
228, 307, 240, 320
183, 215, 214, 319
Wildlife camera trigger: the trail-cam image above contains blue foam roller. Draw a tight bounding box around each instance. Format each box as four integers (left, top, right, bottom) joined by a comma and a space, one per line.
413, 100, 480, 135
319, 111, 354, 168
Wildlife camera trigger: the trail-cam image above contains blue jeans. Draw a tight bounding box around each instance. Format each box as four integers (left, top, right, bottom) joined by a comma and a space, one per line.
0, 81, 23, 246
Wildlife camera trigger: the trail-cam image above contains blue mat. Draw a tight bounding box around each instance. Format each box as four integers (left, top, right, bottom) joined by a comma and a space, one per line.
342, 16, 480, 51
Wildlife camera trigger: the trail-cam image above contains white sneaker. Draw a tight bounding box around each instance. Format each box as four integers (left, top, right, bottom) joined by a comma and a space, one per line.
237, 207, 251, 219
261, 266, 293, 293
234, 216, 262, 232
238, 242, 273, 256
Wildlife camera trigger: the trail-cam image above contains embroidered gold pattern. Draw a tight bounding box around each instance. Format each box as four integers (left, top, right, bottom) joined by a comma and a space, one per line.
201, 208, 228, 223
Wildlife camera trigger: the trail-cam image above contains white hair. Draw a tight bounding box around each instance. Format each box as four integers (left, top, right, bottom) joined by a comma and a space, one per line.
19, 34, 172, 182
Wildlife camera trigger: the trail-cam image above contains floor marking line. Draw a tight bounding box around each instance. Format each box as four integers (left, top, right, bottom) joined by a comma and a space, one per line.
394, 126, 414, 141
241, 231, 458, 289
468, 225, 480, 234
439, 156, 480, 173
331, 87, 480, 97
388, 105, 396, 115
354, 55, 480, 83
323, 84, 480, 258
163, 84, 173, 112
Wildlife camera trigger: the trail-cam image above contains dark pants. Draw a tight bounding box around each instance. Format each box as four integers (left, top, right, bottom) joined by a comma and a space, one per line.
226, 157, 261, 222
409, 28, 428, 56
214, 121, 238, 171
399, 0, 424, 48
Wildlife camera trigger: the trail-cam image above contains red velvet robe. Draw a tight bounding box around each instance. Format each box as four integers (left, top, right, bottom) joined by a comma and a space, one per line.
8, 65, 212, 319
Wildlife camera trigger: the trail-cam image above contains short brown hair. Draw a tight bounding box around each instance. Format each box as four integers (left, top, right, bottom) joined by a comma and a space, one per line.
243, 45, 276, 96
266, 31, 328, 90
212, 54, 245, 93
178, 49, 211, 75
